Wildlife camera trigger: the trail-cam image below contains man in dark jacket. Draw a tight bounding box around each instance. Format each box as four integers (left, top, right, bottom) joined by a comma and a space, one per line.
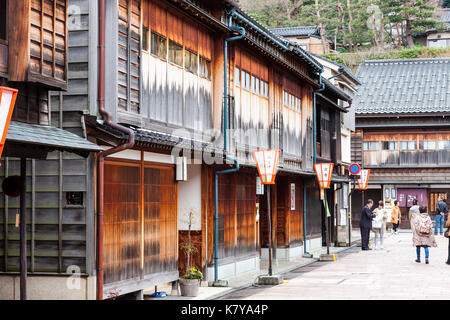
435, 196, 448, 235
360, 199, 376, 250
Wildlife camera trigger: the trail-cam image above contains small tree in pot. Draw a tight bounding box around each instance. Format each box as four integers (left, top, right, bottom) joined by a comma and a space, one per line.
179, 209, 203, 297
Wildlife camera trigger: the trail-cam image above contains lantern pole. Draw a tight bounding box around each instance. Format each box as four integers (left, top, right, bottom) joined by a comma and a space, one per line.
267, 184, 272, 276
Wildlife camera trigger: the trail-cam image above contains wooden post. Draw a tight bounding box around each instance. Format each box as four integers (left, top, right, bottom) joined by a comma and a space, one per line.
325, 189, 330, 255
267, 185, 272, 276
20, 158, 27, 300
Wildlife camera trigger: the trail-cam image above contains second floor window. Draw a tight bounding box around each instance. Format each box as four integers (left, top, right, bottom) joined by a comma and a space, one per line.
151, 32, 166, 59
168, 40, 183, 66
241, 69, 250, 90
382, 141, 397, 150
199, 57, 211, 79
184, 49, 198, 73
400, 141, 416, 150
363, 141, 379, 151
439, 140, 450, 150
261, 80, 268, 98
235, 67, 240, 86
283, 90, 301, 112
419, 140, 436, 150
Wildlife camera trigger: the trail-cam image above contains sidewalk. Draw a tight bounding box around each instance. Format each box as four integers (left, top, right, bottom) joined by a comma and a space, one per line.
145, 228, 377, 300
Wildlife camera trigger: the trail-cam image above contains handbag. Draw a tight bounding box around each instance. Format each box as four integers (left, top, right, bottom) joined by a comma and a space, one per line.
445, 229, 449, 238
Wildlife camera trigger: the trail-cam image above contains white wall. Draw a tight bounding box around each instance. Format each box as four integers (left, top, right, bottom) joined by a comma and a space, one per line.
178, 165, 202, 231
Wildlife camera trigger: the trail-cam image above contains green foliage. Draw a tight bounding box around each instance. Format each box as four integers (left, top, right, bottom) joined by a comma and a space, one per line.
180, 241, 198, 256
240, 0, 442, 51
180, 267, 203, 280
321, 53, 346, 64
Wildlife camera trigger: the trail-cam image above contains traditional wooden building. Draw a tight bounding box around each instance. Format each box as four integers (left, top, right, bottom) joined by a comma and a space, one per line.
270, 26, 332, 55
0, 0, 102, 300
1, 0, 352, 300
311, 53, 360, 246
351, 58, 450, 229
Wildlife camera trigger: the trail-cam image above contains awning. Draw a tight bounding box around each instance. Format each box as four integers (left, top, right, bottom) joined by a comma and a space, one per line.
3, 121, 103, 158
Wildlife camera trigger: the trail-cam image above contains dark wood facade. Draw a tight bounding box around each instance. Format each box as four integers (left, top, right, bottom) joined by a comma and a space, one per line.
0, 0, 74, 277
103, 157, 178, 295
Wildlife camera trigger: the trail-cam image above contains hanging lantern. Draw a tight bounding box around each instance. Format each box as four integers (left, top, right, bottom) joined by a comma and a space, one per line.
357, 169, 370, 190
253, 149, 280, 185
314, 163, 334, 189
0, 87, 18, 159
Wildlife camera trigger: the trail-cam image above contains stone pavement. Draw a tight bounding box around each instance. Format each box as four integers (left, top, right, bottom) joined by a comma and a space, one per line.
218, 232, 450, 300
145, 229, 365, 300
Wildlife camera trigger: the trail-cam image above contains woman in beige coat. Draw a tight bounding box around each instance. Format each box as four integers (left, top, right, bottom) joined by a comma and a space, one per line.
412, 206, 437, 264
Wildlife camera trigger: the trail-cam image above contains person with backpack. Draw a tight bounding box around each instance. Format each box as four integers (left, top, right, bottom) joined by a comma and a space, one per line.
412, 206, 437, 264
435, 196, 448, 236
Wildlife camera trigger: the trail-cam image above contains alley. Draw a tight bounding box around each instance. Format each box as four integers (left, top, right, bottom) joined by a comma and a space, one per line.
219, 232, 450, 300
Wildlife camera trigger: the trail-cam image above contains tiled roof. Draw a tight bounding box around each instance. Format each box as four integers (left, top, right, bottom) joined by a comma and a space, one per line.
354, 58, 450, 115
270, 26, 319, 37
6, 121, 103, 152
309, 52, 361, 85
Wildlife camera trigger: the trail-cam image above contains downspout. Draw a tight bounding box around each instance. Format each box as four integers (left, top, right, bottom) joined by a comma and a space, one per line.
96, 0, 135, 300
303, 70, 325, 257
313, 71, 325, 164
213, 11, 244, 284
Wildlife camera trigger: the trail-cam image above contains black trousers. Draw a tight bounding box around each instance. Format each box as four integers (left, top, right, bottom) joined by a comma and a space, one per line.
393, 223, 399, 232
360, 226, 370, 249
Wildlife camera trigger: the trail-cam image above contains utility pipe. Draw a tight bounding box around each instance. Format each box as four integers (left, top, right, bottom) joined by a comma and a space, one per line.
313, 71, 325, 164
212, 12, 244, 283
96, 0, 135, 300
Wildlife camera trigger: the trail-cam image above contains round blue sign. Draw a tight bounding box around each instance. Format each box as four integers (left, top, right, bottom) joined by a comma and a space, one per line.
349, 163, 361, 175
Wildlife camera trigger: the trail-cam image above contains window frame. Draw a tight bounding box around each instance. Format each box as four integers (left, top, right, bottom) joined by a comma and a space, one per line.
151, 31, 167, 60
382, 141, 398, 151
363, 141, 379, 151
400, 140, 416, 151
419, 140, 436, 150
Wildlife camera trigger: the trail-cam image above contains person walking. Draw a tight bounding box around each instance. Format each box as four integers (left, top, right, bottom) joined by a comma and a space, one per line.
412, 206, 437, 264
435, 196, 448, 236
409, 199, 420, 232
391, 200, 401, 234
446, 217, 450, 265
360, 199, 376, 251
372, 201, 387, 250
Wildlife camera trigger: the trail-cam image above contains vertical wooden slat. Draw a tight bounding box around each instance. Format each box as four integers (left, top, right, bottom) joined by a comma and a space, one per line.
52, 0, 56, 78
40, 0, 44, 75
58, 92, 63, 272
3, 158, 8, 272
31, 159, 35, 273
140, 151, 144, 279
127, 0, 132, 112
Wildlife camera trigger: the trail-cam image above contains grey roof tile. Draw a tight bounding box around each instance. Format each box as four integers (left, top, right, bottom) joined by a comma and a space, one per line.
6, 121, 103, 152
354, 58, 450, 115
270, 26, 319, 37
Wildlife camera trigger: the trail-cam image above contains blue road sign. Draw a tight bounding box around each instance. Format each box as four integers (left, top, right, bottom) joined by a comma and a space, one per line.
349, 163, 361, 175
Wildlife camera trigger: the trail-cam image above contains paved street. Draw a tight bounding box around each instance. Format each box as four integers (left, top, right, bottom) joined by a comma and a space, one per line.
219, 232, 450, 300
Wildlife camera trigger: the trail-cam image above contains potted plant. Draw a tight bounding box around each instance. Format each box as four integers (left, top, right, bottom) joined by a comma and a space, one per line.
179, 267, 203, 297
179, 209, 203, 297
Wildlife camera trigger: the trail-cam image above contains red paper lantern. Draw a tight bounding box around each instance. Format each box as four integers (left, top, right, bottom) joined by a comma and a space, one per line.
314, 163, 334, 189
253, 150, 280, 185
357, 169, 370, 190
0, 87, 18, 160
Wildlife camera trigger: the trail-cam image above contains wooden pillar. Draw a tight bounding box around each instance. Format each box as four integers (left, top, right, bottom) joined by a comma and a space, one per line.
272, 183, 277, 260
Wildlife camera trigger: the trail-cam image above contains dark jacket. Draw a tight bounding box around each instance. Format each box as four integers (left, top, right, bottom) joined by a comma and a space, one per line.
436, 200, 448, 216
360, 205, 376, 229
